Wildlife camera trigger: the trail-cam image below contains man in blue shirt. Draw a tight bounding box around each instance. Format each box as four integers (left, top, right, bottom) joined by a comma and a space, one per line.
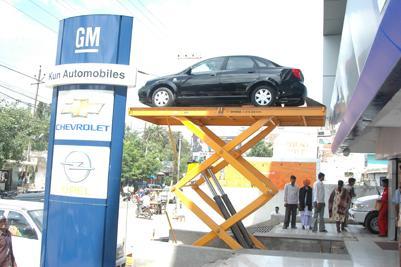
392, 182, 401, 223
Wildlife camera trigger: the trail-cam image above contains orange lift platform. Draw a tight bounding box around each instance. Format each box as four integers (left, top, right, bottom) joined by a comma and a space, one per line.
129, 102, 326, 250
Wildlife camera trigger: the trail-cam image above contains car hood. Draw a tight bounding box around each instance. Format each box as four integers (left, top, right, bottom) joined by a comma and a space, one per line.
146, 74, 179, 84
355, 194, 381, 203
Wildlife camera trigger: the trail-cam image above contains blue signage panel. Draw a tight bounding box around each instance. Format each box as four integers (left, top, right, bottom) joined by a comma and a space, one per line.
41, 15, 132, 267
56, 15, 132, 65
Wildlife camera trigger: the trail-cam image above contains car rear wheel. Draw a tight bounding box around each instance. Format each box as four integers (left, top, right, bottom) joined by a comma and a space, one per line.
152, 87, 175, 107
251, 86, 276, 106
365, 211, 379, 234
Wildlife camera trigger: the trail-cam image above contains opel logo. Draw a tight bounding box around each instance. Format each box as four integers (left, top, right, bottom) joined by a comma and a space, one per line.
61, 151, 95, 183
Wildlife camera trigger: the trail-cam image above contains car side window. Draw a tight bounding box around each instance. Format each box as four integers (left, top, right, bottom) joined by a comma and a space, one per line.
255, 58, 276, 68
191, 58, 224, 74
226, 57, 255, 70
8, 211, 38, 240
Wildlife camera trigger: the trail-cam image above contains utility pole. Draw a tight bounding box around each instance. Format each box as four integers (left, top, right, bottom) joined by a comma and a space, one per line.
27, 66, 45, 164
30, 65, 45, 116
176, 135, 182, 183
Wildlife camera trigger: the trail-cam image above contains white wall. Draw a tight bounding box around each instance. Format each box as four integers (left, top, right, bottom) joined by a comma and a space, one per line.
323, 35, 341, 108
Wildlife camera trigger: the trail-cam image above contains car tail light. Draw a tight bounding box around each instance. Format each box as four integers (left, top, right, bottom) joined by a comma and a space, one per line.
292, 68, 302, 80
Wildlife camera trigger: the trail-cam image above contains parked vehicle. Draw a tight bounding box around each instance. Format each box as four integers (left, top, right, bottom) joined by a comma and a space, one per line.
0, 199, 126, 267
148, 183, 162, 190
160, 186, 176, 204
348, 194, 381, 234
135, 201, 153, 219
138, 55, 307, 107
13, 191, 44, 202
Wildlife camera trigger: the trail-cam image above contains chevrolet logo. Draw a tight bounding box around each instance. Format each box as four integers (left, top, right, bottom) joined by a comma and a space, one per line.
61, 99, 104, 118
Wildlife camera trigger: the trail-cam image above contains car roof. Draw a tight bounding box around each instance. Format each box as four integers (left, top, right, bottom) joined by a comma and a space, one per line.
0, 199, 43, 211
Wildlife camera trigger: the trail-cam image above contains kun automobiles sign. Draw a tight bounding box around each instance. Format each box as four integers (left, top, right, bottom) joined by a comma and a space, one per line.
46, 63, 134, 87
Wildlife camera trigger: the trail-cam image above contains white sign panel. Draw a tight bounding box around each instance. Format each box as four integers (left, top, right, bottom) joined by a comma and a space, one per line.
50, 145, 110, 199
45, 63, 135, 87
55, 90, 113, 141
273, 128, 317, 162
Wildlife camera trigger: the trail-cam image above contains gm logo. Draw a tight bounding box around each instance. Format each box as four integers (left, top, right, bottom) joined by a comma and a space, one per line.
75, 27, 101, 54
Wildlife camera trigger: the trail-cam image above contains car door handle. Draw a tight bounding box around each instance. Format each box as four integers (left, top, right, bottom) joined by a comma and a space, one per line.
248, 71, 255, 73
210, 73, 217, 76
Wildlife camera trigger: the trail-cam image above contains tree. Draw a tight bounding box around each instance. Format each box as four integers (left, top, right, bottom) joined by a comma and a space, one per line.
31, 101, 50, 151
247, 140, 273, 157
0, 102, 50, 168
121, 126, 191, 183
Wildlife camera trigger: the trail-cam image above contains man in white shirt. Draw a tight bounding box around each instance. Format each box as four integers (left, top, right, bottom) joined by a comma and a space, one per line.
312, 172, 327, 232
392, 182, 401, 224
142, 191, 151, 209
283, 175, 299, 229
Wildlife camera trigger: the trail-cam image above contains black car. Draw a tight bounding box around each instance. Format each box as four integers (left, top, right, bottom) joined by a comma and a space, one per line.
138, 55, 307, 107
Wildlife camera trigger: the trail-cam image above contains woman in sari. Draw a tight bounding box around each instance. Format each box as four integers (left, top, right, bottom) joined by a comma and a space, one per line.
329, 180, 350, 233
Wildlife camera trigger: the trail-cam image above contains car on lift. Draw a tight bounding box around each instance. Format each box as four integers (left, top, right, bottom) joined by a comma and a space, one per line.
138, 55, 307, 107
0, 199, 126, 267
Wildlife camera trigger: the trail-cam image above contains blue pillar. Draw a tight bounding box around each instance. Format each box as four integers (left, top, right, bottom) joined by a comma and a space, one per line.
41, 15, 133, 267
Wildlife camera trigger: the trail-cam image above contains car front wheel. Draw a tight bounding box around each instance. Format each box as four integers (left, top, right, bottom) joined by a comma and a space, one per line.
152, 87, 175, 107
365, 211, 379, 234
251, 86, 276, 106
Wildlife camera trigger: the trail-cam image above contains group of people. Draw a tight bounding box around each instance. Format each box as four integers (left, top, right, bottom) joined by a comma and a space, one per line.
283, 172, 357, 233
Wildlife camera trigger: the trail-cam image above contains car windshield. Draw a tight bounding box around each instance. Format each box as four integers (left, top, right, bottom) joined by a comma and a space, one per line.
28, 210, 43, 232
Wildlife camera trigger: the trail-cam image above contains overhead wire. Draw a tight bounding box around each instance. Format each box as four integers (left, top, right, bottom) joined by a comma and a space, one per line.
118, 0, 167, 37
136, 0, 167, 29
27, 0, 61, 21
1, 0, 57, 34
0, 82, 50, 103
0, 90, 34, 107
0, 63, 37, 81
53, 0, 76, 17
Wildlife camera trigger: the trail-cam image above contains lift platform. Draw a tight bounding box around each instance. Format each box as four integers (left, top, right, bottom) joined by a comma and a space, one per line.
129, 105, 326, 250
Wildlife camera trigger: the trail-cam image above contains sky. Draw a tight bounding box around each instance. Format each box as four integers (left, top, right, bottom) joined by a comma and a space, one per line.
0, 0, 323, 135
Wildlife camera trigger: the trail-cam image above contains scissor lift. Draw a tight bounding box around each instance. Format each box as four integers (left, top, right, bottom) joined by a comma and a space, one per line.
129, 104, 325, 250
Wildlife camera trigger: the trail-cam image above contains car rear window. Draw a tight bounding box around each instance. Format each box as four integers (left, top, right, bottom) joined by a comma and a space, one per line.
226, 57, 255, 70
254, 57, 279, 67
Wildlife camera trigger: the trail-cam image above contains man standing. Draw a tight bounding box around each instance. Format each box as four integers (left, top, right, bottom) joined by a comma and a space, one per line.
0, 216, 16, 267
312, 172, 327, 233
392, 182, 401, 259
299, 179, 313, 230
392, 182, 401, 225
343, 177, 356, 230
283, 175, 299, 229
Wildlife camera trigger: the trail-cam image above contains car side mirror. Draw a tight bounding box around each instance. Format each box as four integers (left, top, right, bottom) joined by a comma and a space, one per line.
185, 68, 192, 75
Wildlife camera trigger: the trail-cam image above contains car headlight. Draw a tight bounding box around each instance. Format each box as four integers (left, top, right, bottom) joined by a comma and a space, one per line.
116, 240, 125, 260
353, 203, 369, 211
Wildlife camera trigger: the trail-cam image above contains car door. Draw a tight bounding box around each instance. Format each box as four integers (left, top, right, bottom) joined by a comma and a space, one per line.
220, 56, 260, 96
177, 57, 225, 98
7, 210, 40, 267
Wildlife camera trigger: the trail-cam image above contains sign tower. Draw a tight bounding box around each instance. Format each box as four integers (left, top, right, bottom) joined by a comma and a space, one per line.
42, 15, 133, 267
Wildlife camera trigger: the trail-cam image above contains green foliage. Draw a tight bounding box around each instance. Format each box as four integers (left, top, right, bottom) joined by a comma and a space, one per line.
121, 125, 191, 182
247, 140, 273, 157
0, 102, 50, 168
31, 102, 50, 151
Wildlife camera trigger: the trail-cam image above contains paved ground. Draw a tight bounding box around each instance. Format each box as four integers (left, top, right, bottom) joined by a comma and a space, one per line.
118, 200, 399, 267
118, 200, 184, 251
